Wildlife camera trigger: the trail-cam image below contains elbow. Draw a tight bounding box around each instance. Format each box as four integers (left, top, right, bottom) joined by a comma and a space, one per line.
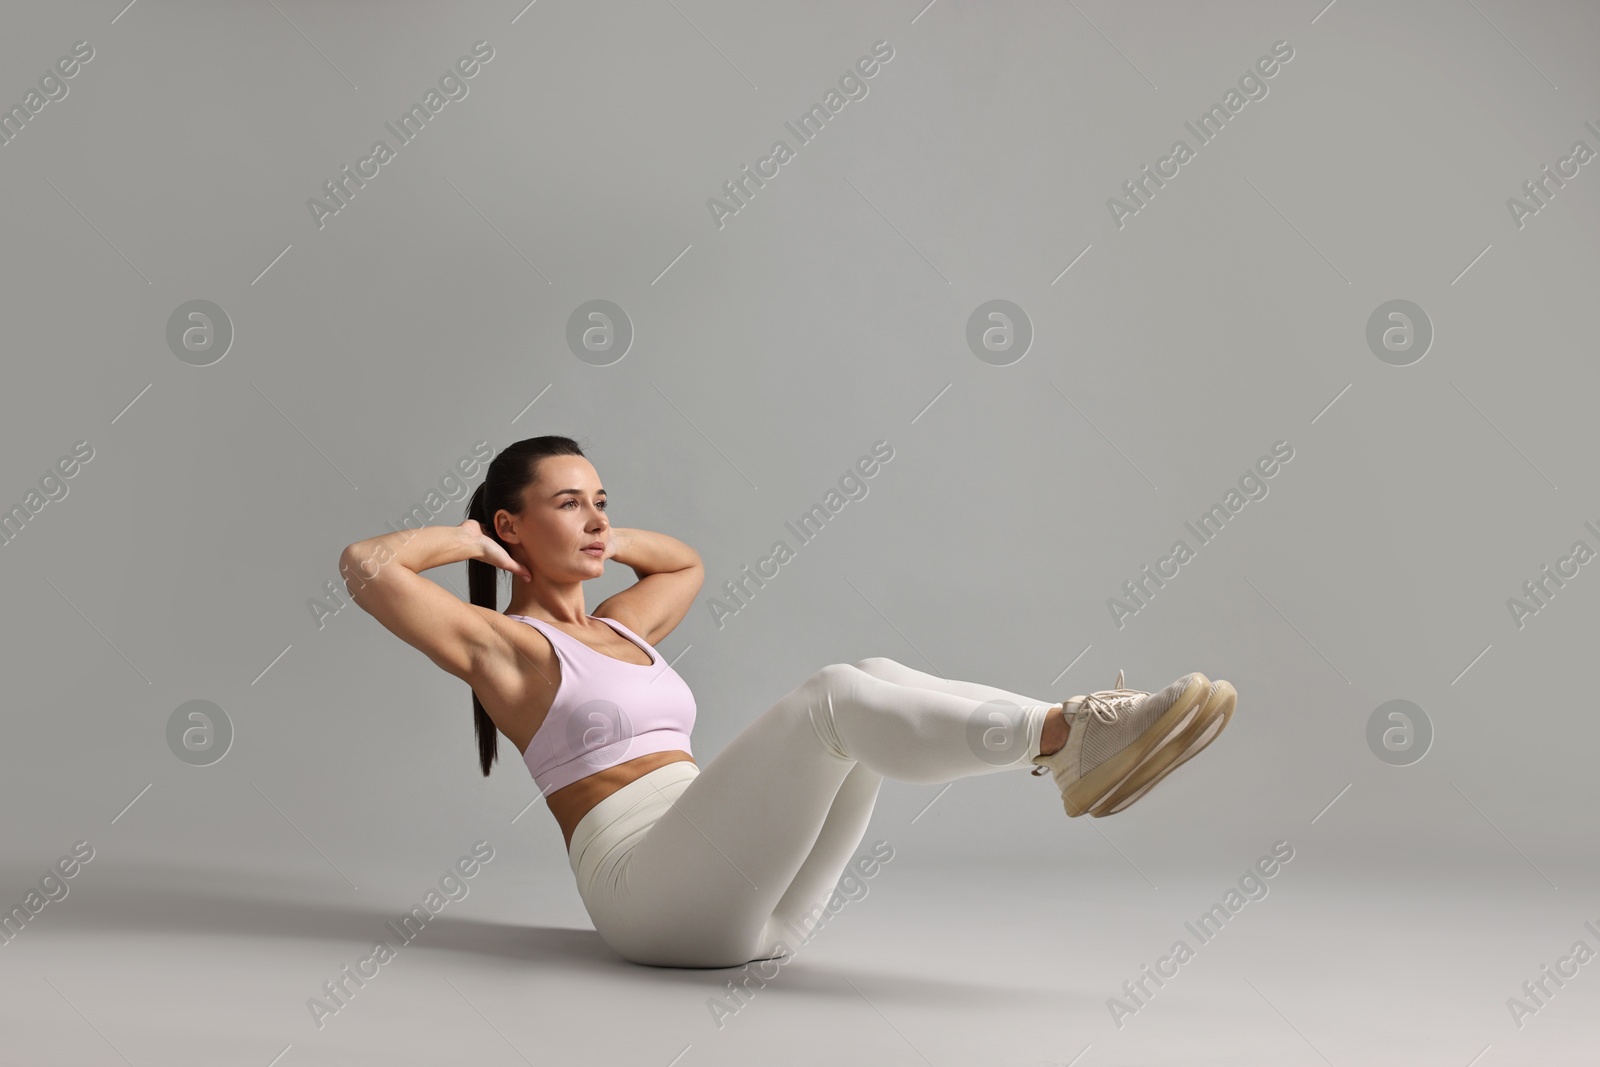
338, 542, 383, 605
338, 542, 365, 578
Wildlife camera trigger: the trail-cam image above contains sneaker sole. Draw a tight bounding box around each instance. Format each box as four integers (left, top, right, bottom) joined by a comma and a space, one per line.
1062, 673, 1211, 817
1089, 679, 1236, 817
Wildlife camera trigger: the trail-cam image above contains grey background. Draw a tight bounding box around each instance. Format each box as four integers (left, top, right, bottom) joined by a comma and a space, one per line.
2, 0, 1597, 1063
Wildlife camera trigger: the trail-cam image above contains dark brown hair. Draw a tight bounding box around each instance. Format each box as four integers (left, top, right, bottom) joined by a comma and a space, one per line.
464, 435, 586, 775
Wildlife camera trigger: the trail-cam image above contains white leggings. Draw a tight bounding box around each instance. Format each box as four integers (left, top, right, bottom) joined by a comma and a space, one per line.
564, 657, 1055, 968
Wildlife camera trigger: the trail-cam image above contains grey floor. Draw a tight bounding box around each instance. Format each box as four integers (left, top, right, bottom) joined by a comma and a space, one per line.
5, 0, 1600, 1062
6, 779, 1594, 1065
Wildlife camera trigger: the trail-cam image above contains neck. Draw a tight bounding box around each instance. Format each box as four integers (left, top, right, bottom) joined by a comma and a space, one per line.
505, 573, 587, 623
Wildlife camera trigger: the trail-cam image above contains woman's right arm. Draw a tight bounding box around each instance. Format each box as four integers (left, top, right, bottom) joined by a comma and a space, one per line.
338, 522, 529, 685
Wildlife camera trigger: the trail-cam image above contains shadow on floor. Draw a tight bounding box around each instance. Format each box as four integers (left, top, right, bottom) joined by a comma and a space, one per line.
10, 860, 1059, 1005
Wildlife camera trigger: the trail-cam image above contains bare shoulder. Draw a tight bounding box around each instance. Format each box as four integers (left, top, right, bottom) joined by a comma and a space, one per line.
592, 564, 702, 646
469, 609, 562, 741
592, 603, 658, 645
591, 602, 640, 630
478, 608, 559, 675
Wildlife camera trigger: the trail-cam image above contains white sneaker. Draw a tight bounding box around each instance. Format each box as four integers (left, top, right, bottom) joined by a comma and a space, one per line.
1030, 670, 1233, 817
1087, 676, 1235, 817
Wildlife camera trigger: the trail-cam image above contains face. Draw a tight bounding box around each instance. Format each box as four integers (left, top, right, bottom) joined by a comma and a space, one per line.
495, 454, 609, 579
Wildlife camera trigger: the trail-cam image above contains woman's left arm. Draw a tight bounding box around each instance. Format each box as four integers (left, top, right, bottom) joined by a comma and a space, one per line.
603, 526, 700, 576
594, 527, 704, 644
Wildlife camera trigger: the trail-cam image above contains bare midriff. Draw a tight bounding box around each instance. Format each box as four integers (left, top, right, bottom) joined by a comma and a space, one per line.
544, 749, 698, 852
494, 612, 697, 853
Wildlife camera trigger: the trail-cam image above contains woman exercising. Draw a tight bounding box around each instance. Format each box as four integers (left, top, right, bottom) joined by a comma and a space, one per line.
338, 435, 1236, 968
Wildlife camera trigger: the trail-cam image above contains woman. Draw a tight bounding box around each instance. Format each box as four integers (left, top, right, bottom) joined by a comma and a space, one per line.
338, 435, 1236, 968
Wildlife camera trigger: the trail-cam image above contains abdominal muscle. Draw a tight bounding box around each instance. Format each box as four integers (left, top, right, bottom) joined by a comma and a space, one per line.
542, 750, 698, 852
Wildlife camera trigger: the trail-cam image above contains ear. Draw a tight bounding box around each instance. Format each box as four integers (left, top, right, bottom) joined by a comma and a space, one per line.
492, 510, 518, 544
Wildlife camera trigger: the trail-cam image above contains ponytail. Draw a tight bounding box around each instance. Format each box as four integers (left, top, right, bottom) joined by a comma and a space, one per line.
467, 481, 502, 777
465, 436, 586, 776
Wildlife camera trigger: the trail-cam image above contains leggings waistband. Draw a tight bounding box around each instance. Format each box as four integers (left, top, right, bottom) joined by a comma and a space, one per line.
567, 761, 701, 883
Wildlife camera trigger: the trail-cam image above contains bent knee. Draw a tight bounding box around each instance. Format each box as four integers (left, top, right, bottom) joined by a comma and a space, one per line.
803, 663, 865, 703
812, 662, 865, 686
850, 656, 904, 676
799, 664, 865, 759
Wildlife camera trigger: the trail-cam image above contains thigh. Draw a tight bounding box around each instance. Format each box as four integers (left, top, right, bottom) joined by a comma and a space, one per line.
584, 661, 1048, 966
595, 666, 860, 967
852, 656, 1051, 709
756, 659, 1048, 952
760, 761, 884, 953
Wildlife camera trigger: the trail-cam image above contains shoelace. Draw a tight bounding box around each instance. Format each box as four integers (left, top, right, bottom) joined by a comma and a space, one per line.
1081, 686, 1147, 723
1030, 673, 1149, 776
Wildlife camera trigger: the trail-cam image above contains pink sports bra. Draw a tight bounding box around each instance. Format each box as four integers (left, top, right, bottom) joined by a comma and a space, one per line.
506, 613, 696, 796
